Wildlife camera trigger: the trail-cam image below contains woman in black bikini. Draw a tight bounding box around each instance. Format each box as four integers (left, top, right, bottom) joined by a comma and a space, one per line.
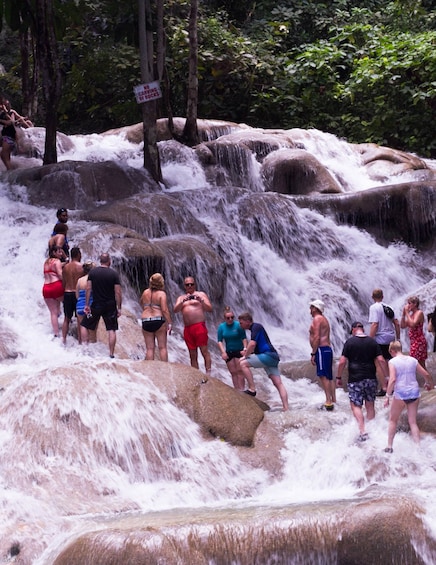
139, 273, 172, 361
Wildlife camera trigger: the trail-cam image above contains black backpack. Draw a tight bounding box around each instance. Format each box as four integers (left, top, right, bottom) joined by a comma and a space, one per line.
382, 304, 395, 319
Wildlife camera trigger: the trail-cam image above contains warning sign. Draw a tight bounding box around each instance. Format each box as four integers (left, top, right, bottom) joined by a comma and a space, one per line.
134, 81, 162, 104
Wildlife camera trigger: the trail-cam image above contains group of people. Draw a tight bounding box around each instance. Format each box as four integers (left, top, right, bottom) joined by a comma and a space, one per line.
43, 208, 122, 357
0, 95, 33, 170
42, 215, 434, 428
141, 275, 289, 410
309, 289, 434, 452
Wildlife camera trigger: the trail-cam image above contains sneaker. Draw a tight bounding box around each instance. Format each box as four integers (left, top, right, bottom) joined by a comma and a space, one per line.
244, 389, 257, 397
384, 447, 393, 453
358, 433, 369, 442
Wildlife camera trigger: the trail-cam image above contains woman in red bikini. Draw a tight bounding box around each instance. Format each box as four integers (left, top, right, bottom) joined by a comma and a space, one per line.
42, 246, 64, 337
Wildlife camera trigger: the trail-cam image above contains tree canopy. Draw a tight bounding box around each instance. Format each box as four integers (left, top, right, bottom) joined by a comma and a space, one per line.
0, 0, 435, 156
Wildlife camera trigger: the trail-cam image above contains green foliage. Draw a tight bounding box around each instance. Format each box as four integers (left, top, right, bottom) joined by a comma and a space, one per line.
1, 0, 435, 155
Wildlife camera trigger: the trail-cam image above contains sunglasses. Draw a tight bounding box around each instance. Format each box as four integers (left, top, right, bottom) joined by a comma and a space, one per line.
225, 316, 234, 320
185, 282, 195, 287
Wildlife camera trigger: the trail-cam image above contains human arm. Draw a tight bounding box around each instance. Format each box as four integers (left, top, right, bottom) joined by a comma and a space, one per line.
384, 360, 397, 407
84, 279, 92, 314
369, 322, 378, 338
173, 294, 186, 313
197, 291, 212, 313
336, 355, 347, 386
160, 292, 172, 333
393, 319, 400, 339
416, 364, 434, 390
243, 339, 257, 358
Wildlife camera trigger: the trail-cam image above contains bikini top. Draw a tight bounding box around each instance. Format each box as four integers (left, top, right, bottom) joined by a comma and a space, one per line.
142, 290, 161, 310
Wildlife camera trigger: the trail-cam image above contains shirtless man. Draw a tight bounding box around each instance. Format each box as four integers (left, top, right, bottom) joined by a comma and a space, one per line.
309, 299, 335, 410
62, 247, 84, 345
174, 276, 213, 374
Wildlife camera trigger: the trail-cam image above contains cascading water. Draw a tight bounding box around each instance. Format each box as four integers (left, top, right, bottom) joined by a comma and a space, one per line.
1, 125, 436, 563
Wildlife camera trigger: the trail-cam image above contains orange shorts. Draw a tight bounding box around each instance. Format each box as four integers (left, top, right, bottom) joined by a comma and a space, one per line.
184, 321, 208, 350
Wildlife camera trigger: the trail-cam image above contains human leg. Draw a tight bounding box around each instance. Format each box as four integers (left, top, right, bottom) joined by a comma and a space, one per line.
386, 398, 404, 449
406, 399, 420, 443
227, 358, 244, 390
1, 139, 12, 170
199, 344, 211, 373
45, 297, 61, 336
350, 402, 366, 434
269, 374, 289, 411
108, 330, 116, 357
155, 324, 168, 362
364, 400, 375, 421
239, 357, 256, 393
142, 330, 156, 360
188, 348, 199, 369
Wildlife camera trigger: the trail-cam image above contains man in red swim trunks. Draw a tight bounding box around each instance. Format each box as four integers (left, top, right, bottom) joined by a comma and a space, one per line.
174, 276, 213, 374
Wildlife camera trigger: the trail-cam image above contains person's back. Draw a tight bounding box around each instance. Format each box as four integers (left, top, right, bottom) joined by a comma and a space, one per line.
343, 335, 380, 382
88, 265, 118, 307
369, 301, 396, 344
390, 354, 419, 399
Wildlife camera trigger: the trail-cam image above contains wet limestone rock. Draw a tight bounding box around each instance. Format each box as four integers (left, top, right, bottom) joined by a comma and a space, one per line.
261, 148, 343, 195
6, 160, 159, 210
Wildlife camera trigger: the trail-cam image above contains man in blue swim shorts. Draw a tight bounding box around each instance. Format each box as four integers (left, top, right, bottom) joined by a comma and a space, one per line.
309, 299, 335, 410
238, 312, 289, 411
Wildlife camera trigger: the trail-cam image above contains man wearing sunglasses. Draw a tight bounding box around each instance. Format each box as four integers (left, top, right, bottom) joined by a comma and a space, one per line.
174, 276, 213, 375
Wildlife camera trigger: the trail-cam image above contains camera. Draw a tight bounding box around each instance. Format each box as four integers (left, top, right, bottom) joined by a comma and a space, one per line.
188, 294, 197, 300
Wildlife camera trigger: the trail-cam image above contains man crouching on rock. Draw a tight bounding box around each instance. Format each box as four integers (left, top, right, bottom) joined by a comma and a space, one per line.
174, 276, 212, 376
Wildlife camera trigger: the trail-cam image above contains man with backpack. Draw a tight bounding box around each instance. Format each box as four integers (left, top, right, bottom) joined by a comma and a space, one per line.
368, 288, 400, 395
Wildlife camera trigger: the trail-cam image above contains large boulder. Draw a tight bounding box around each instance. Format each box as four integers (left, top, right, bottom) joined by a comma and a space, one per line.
293, 181, 436, 247
6, 160, 160, 210
261, 148, 342, 195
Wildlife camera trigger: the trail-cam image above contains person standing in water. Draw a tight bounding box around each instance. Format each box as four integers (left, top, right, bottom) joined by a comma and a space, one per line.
337, 321, 386, 442
309, 299, 335, 410
174, 276, 213, 375
61, 247, 84, 345
383, 340, 433, 453
42, 246, 64, 338
400, 296, 428, 369
238, 312, 289, 411
81, 253, 122, 358
140, 273, 172, 361
217, 306, 248, 390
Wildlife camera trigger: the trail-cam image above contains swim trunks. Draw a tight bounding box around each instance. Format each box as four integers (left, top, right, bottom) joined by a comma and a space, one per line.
348, 379, 377, 407
184, 321, 208, 350
142, 317, 166, 333
245, 352, 280, 377
81, 304, 118, 332
42, 280, 64, 300
63, 291, 77, 319
314, 346, 333, 380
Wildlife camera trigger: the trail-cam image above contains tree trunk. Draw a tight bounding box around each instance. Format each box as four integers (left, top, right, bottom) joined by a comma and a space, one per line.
182, 0, 199, 146
35, 0, 62, 164
138, 0, 162, 183
19, 29, 38, 120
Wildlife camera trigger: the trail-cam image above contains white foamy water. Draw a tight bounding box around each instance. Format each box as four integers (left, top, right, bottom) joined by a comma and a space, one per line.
1, 127, 435, 562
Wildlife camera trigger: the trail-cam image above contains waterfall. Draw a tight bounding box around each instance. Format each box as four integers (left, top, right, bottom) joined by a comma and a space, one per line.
1, 124, 436, 563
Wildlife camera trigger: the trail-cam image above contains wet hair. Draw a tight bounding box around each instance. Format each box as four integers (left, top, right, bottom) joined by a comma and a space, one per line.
149, 273, 165, 290
238, 312, 253, 322
70, 247, 81, 259
407, 295, 420, 307
49, 245, 62, 257
372, 289, 383, 300
83, 261, 95, 274
53, 222, 68, 235
388, 340, 402, 354
100, 253, 110, 265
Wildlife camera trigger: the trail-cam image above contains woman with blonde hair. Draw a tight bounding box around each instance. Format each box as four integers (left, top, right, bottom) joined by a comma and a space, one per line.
400, 295, 428, 368
383, 340, 433, 453
139, 273, 172, 361
76, 261, 95, 344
